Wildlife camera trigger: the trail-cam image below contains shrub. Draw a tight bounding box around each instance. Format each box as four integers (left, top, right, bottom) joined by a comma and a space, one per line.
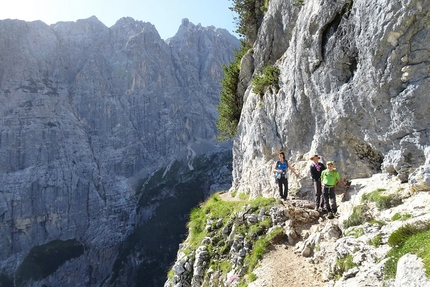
293, 0, 305, 7
229, 0, 264, 41
384, 222, 430, 278
252, 65, 280, 96
260, 0, 269, 13
216, 42, 249, 141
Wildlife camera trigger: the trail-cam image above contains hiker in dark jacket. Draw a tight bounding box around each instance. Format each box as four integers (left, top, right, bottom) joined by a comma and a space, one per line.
310, 155, 326, 210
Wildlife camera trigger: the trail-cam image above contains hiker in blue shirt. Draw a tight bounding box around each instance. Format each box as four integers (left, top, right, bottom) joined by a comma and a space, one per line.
273, 152, 299, 200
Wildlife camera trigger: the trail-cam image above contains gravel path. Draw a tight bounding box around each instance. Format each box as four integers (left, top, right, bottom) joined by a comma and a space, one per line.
248, 245, 325, 287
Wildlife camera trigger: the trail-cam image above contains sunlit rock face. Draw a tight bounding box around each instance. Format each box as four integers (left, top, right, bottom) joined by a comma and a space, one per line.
0, 16, 239, 286
231, 0, 430, 197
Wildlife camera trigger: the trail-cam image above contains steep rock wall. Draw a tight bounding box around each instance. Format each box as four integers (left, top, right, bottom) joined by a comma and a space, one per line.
232, 0, 430, 197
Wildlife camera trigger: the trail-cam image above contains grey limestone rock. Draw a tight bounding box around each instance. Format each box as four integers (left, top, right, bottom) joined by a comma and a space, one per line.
231, 0, 430, 197
395, 254, 430, 287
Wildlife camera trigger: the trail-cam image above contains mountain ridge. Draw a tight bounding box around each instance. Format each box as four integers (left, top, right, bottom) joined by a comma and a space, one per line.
0, 16, 239, 286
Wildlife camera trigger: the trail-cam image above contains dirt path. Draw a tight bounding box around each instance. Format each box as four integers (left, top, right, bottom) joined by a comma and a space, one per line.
219, 192, 242, 202
248, 245, 324, 287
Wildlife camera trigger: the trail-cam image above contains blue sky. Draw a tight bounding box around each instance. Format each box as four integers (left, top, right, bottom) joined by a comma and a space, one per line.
0, 0, 238, 39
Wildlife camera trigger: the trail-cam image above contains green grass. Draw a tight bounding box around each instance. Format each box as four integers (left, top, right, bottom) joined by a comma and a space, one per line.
384, 222, 430, 278
370, 234, 382, 247
370, 219, 386, 226
248, 272, 258, 282
243, 227, 283, 273
344, 227, 364, 238
188, 193, 242, 250
248, 196, 276, 210
212, 260, 233, 275
362, 189, 402, 210
387, 222, 430, 247
175, 194, 282, 286
343, 204, 370, 228
391, 212, 412, 221
167, 269, 174, 280
335, 254, 356, 279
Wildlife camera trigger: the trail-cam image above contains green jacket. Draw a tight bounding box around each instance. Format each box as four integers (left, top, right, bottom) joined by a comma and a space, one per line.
321, 169, 339, 186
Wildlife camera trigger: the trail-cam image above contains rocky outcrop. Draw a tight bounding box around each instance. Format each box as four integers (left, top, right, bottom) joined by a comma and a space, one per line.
231, 0, 430, 197
165, 174, 430, 287
0, 16, 239, 286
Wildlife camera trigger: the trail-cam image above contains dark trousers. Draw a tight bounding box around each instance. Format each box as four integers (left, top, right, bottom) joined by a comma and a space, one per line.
313, 180, 324, 209
278, 177, 288, 199
323, 186, 337, 213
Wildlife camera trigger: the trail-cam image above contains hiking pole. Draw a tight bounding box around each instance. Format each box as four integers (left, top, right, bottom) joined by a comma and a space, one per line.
341, 180, 352, 202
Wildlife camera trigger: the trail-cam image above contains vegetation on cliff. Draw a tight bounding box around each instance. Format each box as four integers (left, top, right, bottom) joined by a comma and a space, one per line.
216, 43, 249, 140
167, 193, 284, 286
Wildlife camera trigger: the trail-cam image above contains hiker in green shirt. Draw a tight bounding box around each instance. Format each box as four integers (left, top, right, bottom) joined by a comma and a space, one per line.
321, 161, 349, 218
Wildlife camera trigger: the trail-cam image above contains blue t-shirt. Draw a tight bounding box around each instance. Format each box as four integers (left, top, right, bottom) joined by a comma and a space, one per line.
276, 160, 288, 178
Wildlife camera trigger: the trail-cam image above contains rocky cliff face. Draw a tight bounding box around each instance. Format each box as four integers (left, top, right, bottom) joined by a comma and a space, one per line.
0, 16, 239, 286
232, 0, 430, 197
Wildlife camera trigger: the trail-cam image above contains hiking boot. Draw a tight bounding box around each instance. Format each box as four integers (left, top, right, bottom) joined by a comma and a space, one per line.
327, 212, 334, 219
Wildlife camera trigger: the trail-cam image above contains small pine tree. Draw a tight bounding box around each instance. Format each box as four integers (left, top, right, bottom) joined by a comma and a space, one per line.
216, 42, 249, 141
252, 65, 280, 96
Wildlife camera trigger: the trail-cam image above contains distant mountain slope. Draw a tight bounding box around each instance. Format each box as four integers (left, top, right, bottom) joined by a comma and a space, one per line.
0, 16, 239, 286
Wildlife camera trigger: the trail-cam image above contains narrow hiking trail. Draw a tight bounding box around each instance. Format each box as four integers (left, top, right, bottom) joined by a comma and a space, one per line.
248, 245, 325, 287
219, 192, 325, 287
